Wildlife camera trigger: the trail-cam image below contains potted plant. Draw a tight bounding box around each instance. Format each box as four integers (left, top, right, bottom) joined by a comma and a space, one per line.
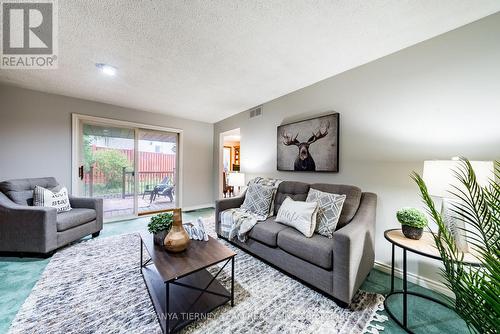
148, 212, 174, 246
396, 208, 428, 240
411, 158, 499, 333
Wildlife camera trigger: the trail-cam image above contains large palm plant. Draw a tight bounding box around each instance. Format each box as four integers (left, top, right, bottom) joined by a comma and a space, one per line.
411, 158, 499, 333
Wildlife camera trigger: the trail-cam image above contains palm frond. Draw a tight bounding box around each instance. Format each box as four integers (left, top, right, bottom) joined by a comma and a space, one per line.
411, 158, 499, 333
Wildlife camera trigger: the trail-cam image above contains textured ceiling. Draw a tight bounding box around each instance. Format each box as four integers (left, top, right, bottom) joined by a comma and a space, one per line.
0, 1, 499, 123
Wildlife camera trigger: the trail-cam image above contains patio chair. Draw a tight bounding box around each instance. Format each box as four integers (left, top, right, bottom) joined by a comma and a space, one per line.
150, 177, 175, 203
142, 176, 168, 199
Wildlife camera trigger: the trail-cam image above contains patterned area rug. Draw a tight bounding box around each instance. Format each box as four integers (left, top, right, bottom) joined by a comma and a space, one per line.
8, 222, 386, 334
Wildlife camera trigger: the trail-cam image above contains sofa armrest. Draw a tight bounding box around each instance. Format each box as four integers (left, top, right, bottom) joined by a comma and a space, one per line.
332, 192, 377, 303
214, 195, 245, 235
0, 192, 58, 253
69, 196, 103, 231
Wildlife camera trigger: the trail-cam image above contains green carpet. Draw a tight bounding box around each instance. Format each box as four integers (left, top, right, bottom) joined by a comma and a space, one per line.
0, 209, 467, 334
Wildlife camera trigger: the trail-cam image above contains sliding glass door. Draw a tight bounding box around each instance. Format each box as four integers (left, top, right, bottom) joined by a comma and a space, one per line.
137, 130, 178, 215
78, 124, 136, 219
74, 117, 179, 221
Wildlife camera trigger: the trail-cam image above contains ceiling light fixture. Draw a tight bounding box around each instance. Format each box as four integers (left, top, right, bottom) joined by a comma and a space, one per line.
95, 63, 117, 76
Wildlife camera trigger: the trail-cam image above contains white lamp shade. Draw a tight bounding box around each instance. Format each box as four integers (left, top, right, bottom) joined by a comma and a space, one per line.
228, 172, 245, 187
423, 160, 494, 198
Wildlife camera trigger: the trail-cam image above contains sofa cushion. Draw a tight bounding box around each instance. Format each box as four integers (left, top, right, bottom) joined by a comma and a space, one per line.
248, 217, 289, 247
276, 197, 318, 237
57, 208, 96, 232
277, 228, 335, 270
310, 184, 362, 229
0, 177, 59, 206
274, 181, 310, 215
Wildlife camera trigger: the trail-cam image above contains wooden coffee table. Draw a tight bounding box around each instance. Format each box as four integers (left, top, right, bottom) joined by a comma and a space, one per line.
140, 234, 236, 334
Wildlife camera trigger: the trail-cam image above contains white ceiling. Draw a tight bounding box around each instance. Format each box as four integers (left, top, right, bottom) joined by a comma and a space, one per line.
1, 1, 499, 123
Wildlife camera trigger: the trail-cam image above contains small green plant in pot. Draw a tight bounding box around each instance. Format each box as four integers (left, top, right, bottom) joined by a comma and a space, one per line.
396, 208, 428, 240
148, 212, 174, 246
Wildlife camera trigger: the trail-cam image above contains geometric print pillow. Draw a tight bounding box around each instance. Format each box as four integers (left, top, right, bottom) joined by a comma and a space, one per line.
33, 185, 72, 213
240, 183, 275, 218
247, 177, 282, 217
306, 188, 346, 238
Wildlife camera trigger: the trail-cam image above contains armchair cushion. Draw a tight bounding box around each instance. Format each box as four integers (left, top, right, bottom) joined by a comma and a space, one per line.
57, 208, 97, 232
0, 177, 59, 205
6, 190, 36, 206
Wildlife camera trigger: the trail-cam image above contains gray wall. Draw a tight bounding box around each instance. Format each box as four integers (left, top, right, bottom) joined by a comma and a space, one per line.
214, 13, 500, 286
0, 85, 214, 209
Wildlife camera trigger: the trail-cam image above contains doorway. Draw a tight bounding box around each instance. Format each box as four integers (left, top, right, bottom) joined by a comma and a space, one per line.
220, 128, 242, 198
72, 114, 181, 221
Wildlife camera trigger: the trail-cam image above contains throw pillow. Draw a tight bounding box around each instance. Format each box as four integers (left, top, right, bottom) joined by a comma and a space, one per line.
276, 197, 318, 237
240, 183, 275, 218
306, 188, 346, 238
247, 177, 282, 217
33, 186, 72, 213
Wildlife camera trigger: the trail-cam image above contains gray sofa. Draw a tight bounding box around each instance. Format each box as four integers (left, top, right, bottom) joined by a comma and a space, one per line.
0, 177, 103, 255
215, 181, 376, 306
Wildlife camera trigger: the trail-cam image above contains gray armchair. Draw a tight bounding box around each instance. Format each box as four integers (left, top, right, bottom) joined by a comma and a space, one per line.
0, 177, 103, 255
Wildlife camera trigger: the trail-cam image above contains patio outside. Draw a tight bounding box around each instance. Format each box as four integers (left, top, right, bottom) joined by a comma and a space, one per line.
82, 125, 177, 219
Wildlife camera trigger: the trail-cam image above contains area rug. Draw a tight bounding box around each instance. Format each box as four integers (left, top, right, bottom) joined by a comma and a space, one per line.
8, 222, 386, 334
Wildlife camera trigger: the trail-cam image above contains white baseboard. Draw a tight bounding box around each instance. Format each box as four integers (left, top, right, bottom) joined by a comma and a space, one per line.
182, 203, 214, 212
374, 261, 453, 297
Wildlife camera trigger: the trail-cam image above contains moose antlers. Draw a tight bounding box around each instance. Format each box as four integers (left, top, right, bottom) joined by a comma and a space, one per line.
281, 121, 330, 146
307, 121, 330, 144
282, 133, 300, 146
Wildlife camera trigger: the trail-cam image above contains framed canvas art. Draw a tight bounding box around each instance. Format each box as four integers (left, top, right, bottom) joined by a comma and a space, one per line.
277, 113, 339, 172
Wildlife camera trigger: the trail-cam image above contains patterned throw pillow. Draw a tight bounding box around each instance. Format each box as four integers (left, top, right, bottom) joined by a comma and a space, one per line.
306, 188, 346, 238
276, 197, 318, 237
33, 186, 72, 213
247, 177, 282, 217
240, 183, 275, 218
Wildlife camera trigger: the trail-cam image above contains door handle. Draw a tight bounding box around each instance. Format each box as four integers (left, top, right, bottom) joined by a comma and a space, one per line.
79, 166, 84, 180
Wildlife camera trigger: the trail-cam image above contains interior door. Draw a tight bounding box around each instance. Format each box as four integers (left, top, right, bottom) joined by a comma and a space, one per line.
77, 122, 136, 220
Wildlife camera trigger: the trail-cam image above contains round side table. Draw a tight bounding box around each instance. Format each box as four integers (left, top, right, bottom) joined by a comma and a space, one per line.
383, 228, 481, 333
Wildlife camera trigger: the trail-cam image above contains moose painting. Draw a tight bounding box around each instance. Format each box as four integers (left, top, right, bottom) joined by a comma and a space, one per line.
277, 114, 339, 172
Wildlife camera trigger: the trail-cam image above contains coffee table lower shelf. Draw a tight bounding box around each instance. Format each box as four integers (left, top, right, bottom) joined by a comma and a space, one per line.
141, 261, 233, 334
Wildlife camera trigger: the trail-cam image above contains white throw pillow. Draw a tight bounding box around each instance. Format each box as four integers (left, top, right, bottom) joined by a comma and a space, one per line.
276, 197, 318, 237
240, 183, 275, 218
33, 186, 72, 213
306, 188, 346, 238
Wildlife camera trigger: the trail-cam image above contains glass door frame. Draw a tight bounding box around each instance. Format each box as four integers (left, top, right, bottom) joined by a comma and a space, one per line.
71, 113, 183, 222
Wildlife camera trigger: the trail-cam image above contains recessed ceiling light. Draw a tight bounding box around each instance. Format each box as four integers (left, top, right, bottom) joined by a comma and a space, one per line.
95, 63, 117, 76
